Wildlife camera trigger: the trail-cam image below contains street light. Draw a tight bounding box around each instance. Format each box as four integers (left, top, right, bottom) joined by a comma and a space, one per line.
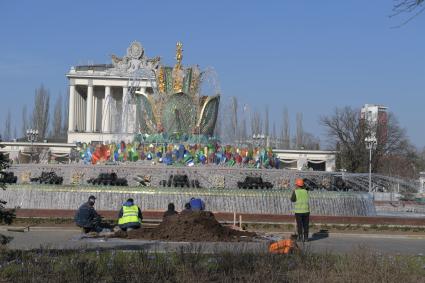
252, 134, 264, 147
365, 136, 377, 192
26, 129, 39, 163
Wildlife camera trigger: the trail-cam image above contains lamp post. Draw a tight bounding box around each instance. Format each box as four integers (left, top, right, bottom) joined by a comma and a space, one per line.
26, 129, 39, 163
365, 136, 377, 192
252, 134, 264, 147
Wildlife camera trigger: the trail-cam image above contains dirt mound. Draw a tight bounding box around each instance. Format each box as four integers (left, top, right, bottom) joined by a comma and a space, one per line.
114, 211, 255, 242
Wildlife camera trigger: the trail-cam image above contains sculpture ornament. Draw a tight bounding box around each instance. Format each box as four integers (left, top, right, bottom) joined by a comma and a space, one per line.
126, 40, 220, 136
109, 41, 160, 75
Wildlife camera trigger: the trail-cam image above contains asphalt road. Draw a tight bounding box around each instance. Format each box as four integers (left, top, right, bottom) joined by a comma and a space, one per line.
1, 228, 424, 255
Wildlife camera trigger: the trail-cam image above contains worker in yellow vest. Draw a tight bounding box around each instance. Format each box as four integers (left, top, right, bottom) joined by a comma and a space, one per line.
118, 198, 143, 231
291, 178, 310, 242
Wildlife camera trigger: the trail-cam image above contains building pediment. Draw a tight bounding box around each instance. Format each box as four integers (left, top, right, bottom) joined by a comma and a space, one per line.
108, 41, 160, 76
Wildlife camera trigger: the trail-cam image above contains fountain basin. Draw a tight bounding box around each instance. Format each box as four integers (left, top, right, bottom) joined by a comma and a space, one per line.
1, 184, 376, 216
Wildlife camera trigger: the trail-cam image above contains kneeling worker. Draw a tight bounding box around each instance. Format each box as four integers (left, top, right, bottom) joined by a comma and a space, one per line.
118, 198, 143, 231
163, 202, 178, 218
75, 195, 102, 233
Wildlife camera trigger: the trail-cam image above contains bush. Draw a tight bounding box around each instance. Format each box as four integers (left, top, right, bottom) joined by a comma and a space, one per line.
0, 139, 16, 245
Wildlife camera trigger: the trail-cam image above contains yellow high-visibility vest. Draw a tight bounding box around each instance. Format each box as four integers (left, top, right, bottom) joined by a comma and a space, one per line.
294, 189, 310, 213
118, 205, 140, 225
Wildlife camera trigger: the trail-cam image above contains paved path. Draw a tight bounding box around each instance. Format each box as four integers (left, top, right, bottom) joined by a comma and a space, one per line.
1, 227, 424, 255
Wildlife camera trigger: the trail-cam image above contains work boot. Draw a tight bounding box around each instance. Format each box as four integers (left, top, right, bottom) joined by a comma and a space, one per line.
297, 235, 303, 242
303, 234, 309, 242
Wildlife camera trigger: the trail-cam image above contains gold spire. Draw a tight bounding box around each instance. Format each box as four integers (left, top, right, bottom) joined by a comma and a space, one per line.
175, 41, 183, 68
173, 41, 184, 93
157, 66, 165, 93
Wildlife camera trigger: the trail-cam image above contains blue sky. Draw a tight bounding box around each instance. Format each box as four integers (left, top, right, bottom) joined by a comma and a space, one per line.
0, 1, 424, 147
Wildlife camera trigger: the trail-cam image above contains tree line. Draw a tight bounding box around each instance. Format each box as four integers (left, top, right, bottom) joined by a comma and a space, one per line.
2, 85, 68, 142
215, 97, 425, 178
321, 106, 425, 179
214, 96, 320, 150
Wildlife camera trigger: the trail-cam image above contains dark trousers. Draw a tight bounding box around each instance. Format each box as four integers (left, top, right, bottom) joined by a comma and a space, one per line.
295, 212, 310, 238
81, 219, 111, 233
119, 223, 141, 231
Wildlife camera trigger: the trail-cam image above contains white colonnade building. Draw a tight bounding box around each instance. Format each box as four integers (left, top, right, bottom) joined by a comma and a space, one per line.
67, 41, 159, 144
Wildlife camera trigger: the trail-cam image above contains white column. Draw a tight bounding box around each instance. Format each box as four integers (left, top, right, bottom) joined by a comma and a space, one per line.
93, 95, 97, 131
102, 86, 111, 133
79, 93, 83, 131
82, 93, 86, 131
86, 84, 93, 132
122, 86, 128, 132
79, 92, 83, 131
78, 94, 82, 132
68, 84, 75, 132
76, 92, 80, 131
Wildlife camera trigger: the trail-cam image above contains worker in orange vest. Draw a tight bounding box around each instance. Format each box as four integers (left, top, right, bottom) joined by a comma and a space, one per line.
291, 178, 310, 242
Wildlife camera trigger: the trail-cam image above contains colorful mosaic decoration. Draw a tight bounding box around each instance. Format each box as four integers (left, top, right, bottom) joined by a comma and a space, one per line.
75, 141, 281, 169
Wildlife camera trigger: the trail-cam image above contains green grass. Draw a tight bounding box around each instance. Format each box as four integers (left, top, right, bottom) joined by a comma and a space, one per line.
0, 247, 424, 282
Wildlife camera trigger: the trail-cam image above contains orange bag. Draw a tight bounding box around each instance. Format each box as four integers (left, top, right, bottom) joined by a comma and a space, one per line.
268, 239, 297, 254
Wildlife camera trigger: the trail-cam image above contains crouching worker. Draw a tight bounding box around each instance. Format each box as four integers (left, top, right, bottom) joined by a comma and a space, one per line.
75, 195, 103, 233
180, 202, 192, 214
189, 197, 205, 211
118, 198, 143, 231
163, 202, 178, 218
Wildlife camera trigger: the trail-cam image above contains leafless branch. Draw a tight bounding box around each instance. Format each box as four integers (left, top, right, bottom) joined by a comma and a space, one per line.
390, 0, 425, 28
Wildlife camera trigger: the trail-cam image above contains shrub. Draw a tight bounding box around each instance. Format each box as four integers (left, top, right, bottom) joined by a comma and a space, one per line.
0, 139, 16, 245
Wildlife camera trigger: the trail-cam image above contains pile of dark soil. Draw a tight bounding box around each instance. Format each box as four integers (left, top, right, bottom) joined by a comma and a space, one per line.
114, 211, 255, 242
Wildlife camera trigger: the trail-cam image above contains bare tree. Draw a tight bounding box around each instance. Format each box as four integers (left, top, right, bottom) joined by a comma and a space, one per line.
230, 96, 238, 143
250, 110, 262, 137
272, 121, 277, 148
3, 111, 11, 141
282, 107, 290, 149
240, 118, 247, 143
264, 105, 269, 138
21, 105, 28, 138
301, 132, 320, 150
321, 107, 369, 172
52, 95, 63, 138
62, 92, 69, 136
250, 112, 255, 136
32, 85, 50, 140
214, 105, 222, 138
296, 112, 303, 149
217, 98, 238, 143
321, 106, 412, 175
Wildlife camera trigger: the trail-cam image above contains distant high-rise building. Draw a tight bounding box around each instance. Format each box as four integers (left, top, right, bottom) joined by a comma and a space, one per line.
360, 104, 388, 144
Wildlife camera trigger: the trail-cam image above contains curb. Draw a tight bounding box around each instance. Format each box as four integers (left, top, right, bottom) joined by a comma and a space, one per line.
258, 231, 425, 240
0, 226, 81, 232
2, 226, 425, 240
